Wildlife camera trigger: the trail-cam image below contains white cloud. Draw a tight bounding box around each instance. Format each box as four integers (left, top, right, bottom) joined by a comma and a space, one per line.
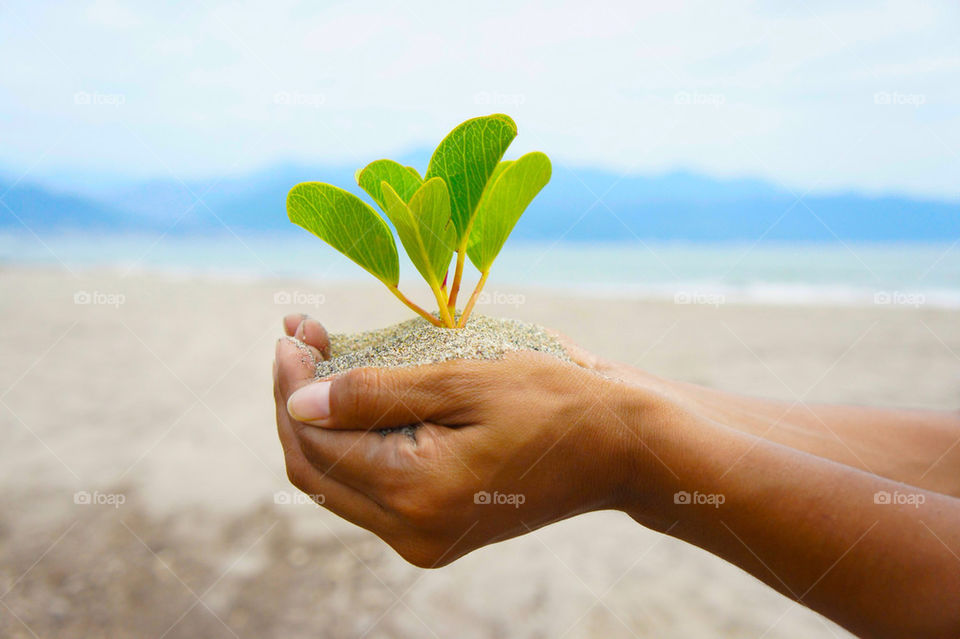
85, 0, 142, 29
0, 0, 957, 199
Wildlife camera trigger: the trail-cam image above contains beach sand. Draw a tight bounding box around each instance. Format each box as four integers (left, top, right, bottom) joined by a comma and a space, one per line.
1, 266, 957, 638
316, 314, 571, 377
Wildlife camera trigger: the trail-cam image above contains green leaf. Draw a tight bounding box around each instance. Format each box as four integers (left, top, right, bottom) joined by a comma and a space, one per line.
487, 159, 512, 188
425, 114, 517, 243
356, 159, 423, 211
287, 182, 399, 286
467, 152, 551, 272
380, 178, 456, 286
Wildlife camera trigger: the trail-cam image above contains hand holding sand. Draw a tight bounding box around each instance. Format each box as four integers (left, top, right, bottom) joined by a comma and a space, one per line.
275, 314, 638, 568
275, 314, 960, 638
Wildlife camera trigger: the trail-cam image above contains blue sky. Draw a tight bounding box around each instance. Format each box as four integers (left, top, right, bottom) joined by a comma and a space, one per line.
1, 0, 958, 199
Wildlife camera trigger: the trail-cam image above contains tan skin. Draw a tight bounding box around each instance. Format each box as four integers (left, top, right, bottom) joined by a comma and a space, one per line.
275, 314, 960, 639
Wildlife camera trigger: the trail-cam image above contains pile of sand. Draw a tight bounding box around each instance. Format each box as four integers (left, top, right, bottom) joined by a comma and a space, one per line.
315, 314, 572, 378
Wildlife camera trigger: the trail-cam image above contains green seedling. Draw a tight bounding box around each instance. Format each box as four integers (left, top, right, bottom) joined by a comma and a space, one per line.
286, 114, 551, 328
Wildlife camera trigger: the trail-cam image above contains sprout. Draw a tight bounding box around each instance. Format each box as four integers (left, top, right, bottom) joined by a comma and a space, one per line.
286, 114, 551, 328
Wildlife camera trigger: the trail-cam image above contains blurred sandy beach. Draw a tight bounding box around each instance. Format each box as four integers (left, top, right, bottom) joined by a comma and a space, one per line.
2, 266, 958, 638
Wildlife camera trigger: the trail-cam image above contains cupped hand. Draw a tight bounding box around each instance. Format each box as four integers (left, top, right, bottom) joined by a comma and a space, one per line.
274, 315, 650, 568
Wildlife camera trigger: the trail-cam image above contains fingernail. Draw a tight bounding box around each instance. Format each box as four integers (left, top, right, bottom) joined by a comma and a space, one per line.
287, 381, 331, 423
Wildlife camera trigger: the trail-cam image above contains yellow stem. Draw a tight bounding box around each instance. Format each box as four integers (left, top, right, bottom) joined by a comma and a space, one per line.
387, 285, 443, 327
430, 282, 456, 327
457, 270, 489, 328
447, 246, 467, 313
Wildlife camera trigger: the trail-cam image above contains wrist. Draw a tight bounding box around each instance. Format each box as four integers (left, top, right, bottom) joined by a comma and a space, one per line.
604, 379, 726, 533
584, 378, 680, 527
555, 365, 727, 530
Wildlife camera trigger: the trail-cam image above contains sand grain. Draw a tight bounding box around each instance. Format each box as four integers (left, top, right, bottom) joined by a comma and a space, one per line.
316, 314, 572, 378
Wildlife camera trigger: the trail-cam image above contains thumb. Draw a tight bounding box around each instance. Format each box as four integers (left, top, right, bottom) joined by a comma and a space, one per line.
286, 363, 467, 430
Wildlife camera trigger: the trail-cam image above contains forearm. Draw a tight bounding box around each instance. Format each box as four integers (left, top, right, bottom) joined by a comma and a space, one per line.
601, 361, 960, 496
616, 389, 960, 639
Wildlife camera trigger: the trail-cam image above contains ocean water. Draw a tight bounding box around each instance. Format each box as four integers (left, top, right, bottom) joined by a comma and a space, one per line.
2, 232, 959, 308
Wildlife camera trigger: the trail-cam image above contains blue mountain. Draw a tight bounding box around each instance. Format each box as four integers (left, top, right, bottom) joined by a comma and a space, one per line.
2, 160, 957, 241
0, 178, 128, 230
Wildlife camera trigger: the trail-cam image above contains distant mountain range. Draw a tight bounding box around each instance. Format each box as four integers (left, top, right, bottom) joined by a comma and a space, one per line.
2, 154, 958, 241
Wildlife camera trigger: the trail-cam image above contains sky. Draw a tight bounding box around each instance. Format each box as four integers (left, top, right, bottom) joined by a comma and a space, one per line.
1, 0, 959, 199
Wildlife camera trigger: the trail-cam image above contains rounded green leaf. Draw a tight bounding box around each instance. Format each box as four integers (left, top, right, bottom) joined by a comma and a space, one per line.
287, 182, 399, 286
425, 114, 517, 243
356, 159, 423, 211
381, 178, 455, 286
467, 152, 552, 272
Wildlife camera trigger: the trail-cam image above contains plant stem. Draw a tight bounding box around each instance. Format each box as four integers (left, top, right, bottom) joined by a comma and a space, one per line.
387, 285, 443, 327
457, 270, 489, 328
430, 282, 456, 327
447, 247, 467, 314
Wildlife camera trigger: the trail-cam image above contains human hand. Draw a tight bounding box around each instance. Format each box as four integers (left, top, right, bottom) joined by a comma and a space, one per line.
274, 315, 654, 567
273, 314, 960, 636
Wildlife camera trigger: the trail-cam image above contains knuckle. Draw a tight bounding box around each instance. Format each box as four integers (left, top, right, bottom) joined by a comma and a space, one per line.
338, 367, 383, 422
390, 488, 440, 528
394, 436, 434, 467
391, 538, 449, 570
284, 459, 306, 490
416, 361, 479, 419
